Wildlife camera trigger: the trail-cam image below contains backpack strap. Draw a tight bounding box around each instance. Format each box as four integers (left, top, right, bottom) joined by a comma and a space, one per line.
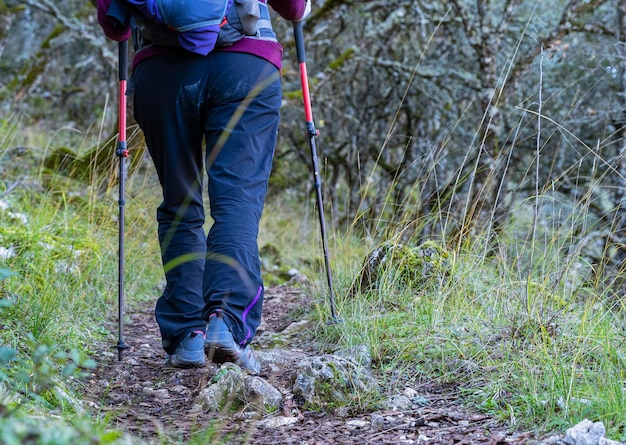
217, 0, 277, 47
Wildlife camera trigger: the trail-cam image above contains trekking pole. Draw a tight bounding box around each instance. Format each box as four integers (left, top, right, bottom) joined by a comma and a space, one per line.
293, 21, 339, 323
114, 38, 130, 360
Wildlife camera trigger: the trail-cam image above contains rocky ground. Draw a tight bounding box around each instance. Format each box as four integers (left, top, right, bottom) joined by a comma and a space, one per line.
85, 285, 572, 445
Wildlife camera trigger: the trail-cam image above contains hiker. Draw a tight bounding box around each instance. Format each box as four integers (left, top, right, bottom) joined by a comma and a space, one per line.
97, 0, 311, 374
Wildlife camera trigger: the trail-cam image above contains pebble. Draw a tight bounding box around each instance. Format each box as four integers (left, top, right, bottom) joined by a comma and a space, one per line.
260, 416, 299, 428
170, 385, 189, 394
371, 414, 385, 427
346, 419, 370, 428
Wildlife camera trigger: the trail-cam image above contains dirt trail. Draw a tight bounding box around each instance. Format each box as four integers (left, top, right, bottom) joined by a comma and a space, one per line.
85, 286, 542, 444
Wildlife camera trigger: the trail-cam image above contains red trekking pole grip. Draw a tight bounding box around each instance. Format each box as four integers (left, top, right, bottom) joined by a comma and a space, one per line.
293, 21, 316, 134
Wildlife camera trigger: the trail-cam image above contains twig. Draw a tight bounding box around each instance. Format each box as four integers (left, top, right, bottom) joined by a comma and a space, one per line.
1, 178, 24, 197
530, 46, 544, 267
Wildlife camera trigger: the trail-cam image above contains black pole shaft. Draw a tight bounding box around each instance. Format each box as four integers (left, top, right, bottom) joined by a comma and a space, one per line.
293, 21, 339, 322
117, 139, 127, 361
308, 131, 339, 321
115, 39, 129, 360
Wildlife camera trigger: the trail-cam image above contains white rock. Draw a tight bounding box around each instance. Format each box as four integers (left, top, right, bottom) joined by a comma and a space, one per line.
564, 419, 606, 445
346, 419, 370, 428
403, 387, 419, 399
382, 395, 412, 411
8, 212, 28, 225
259, 416, 299, 428
0, 246, 15, 260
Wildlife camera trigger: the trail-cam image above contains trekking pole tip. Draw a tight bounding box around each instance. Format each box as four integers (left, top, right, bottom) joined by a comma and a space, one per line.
326, 316, 343, 325
113, 340, 130, 361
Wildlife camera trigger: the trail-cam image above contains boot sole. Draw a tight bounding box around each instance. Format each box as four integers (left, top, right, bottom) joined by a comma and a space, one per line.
167, 355, 205, 368
205, 342, 239, 364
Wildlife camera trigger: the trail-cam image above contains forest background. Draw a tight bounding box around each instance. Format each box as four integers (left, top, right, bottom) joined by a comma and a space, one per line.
2, 0, 625, 284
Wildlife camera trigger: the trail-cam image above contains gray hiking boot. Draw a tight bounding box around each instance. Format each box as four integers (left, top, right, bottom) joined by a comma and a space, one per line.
204, 312, 260, 375
165, 330, 206, 368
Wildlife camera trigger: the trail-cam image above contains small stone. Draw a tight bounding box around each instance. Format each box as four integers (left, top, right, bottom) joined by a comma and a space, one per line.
170, 385, 189, 394
108, 392, 131, 403
153, 389, 170, 399
346, 419, 369, 428
403, 387, 419, 399
143, 387, 170, 399
371, 414, 385, 427
260, 416, 299, 428
335, 407, 350, 417
244, 375, 283, 411
382, 395, 412, 411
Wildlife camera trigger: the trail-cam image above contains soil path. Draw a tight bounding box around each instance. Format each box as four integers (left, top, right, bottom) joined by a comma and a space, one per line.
85, 286, 544, 444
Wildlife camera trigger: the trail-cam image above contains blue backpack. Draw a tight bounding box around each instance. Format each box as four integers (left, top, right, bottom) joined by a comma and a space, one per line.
108, 0, 275, 55
126, 0, 232, 55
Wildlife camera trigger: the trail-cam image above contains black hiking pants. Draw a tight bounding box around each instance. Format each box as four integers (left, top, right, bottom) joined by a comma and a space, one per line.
132, 50, 281, 355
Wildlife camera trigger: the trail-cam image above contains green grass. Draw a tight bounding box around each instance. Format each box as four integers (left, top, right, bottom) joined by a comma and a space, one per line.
2, 106, 626, 444
257, 163, 626, 442
0, 117, 162, 443
310, 204, 626, 439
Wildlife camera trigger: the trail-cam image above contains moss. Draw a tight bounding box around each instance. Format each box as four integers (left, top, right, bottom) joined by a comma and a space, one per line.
259, 242, 297, 286
328, 47, 356, 71
283, 90, 304, 101
41, 24, 67, 49
391, 240, 452, 287
263, 403, 279, 414
355, 240, 453, 293
301, 359, 380, 413
41, 136, 146, 189
260, 333, 287, 348
314, 381, 346, 410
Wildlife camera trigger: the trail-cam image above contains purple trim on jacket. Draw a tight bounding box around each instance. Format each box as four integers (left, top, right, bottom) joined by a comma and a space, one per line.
97, 0, 306, 70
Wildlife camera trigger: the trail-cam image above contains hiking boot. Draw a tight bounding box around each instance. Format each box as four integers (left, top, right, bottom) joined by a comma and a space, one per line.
165, 330, 206, 368
204, 313, 260, 375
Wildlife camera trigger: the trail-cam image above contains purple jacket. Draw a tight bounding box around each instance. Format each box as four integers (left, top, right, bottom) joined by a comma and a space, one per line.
97, 0, 308, 69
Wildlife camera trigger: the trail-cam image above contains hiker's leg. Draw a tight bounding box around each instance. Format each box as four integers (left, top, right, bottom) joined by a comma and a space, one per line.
201, 52, 282, 346
133, 53, 208, 355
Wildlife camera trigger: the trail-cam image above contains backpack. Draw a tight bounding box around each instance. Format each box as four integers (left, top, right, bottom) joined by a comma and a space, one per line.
123, 0, 232, 55
109, 0, 274, 56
